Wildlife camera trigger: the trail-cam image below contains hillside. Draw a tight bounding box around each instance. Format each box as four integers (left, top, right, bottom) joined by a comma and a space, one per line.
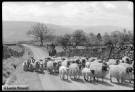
3, 21, 132, 43
68, 25, 132, 35
2, 21, 74, 42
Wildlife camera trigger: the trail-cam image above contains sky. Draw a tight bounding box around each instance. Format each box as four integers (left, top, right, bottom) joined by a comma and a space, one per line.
2, 1, 133, 29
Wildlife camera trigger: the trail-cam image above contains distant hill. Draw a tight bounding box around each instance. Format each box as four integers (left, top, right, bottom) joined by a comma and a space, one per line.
2, 21, 74, 42
68, 25, 132, 35
3, 21, 132, 43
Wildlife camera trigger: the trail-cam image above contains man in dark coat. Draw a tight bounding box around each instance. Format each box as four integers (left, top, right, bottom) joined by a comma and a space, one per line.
48, 43, 57, 56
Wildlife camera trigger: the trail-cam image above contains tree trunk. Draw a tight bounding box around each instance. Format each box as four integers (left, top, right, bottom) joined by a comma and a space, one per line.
108, 46, 113, 61
40, 39, 43, 46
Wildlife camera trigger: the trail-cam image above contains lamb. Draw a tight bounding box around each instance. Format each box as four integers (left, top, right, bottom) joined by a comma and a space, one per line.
82, 67, 95, 82
61, 59, 70, 67
59, 66, 69, 80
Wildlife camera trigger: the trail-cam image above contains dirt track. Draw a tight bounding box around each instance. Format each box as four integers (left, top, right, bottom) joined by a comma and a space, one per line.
5, 44, 134, 90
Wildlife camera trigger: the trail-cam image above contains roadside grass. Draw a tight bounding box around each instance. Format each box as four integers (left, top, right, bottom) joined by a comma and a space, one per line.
2, 45, 34, 85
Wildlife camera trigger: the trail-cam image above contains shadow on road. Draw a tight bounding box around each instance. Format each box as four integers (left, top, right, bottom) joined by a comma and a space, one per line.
84, 80, 98, 85
62, 79, 72, 83
52, 73, 59, 76
104, 77, 110, 80
70, 78, 85, 83
112, 82, 134, 88
96, 80, 114, 87
35, 71, 45, 74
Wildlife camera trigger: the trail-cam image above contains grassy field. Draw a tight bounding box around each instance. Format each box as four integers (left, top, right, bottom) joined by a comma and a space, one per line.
55, 46, 134, 60
2, 45, 34, 85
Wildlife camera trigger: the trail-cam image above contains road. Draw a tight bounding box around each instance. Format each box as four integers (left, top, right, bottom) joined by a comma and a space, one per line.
5, 44, 134, 90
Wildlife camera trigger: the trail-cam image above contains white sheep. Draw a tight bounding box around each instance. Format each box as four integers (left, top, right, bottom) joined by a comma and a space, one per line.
107, 59, 119, 65
69, 63, 80, 79
88, 57, 97, 62
59, 66, 69, 80
109, 64, 133, 84
46, 60, 54, 74
122, 56, 132, 64
61, 59, 70, 67
85, 61, 91, 68
82, 67, 94, 82
90, 61, 109, 82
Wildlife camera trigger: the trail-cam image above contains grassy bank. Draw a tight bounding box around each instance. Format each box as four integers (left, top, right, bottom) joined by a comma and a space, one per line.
2, 45, 34, 85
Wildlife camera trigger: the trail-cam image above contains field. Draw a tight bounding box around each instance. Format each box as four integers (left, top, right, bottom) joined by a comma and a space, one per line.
2, 45, 33, 85
55, 45, 134, 60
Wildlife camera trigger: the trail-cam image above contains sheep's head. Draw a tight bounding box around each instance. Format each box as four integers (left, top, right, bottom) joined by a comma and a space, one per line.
126, 67, 133, 74
67, 61, 70, 67
61, 58, 66, 60
67, 68, 69, 71
102, 62, 109, 72
115, 59, 120, 65
53, 62, 57, 67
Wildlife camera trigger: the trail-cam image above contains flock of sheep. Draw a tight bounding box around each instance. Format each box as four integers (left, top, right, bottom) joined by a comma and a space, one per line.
23, 56, 134, 84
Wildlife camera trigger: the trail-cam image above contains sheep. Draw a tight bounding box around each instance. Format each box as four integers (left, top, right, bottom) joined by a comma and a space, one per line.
80, 58, 87, 70
31, 56, 36, 63
52, 61, 59, 74
94, 59, 103, 63
59, 66, 69, 80
85, 61, 91, 68
119, 60, 124, 63
28, 63, 34, 72
61, 59, 70, 67
119, 62, 132, 68
109, 64, 134, 84
38, 59, 45, 73
68, 63, 80, 80
46, 60, 58, 74
88, 57, 97, 62
122, 56, 132, 64
107, 59, 120, 66
46, 60, 54, 74
123, 67, 134, 83
35, 60, 43, 72
90, 61, 109, 82
54, 60, 62, 73
43, 57, 51, 70
23, 61, 28, 71
23, 58, 33, 72
82, 67, 95, 82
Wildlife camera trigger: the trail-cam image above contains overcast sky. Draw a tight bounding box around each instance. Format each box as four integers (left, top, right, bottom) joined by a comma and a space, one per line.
2, 1, 133, 29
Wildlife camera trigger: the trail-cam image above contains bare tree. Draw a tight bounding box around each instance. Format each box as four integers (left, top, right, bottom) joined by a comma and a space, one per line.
27, 23, 49, 46
57, 34, 71, 51
89, 33, 98, 45
71, 30, 86, 48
